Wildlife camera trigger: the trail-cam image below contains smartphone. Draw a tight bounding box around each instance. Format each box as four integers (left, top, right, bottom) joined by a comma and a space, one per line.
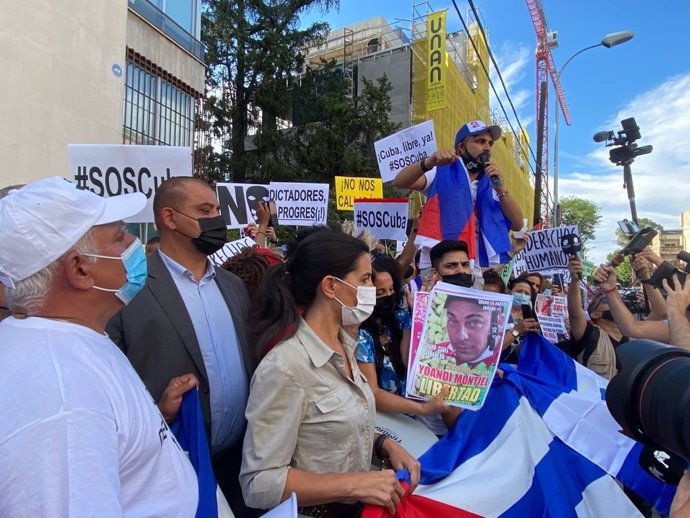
617, 219, 640, 238
268, 200, 279, 229
521, 303, 535, 320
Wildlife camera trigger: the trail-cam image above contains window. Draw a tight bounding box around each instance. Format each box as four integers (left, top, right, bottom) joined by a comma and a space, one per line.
122, 51, 197, 146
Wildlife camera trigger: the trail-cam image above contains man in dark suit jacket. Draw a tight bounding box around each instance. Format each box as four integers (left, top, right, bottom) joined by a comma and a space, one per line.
107, 177, 257, 516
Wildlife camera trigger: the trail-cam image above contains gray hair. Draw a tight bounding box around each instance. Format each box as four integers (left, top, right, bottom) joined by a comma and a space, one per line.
7, 230, 98, 314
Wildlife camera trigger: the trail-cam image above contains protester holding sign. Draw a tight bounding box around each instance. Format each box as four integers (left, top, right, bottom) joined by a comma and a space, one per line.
241, 231, 419, 516
556, 257, 617, 380
499, 275, 541, 364
393, 120, 524, 268
357, 255, 451, 418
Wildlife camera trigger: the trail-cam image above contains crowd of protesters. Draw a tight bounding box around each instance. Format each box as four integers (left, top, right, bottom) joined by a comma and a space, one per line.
1, 119, 690, 518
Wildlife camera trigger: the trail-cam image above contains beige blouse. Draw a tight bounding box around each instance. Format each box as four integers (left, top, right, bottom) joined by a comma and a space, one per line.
240, 318, 376, 510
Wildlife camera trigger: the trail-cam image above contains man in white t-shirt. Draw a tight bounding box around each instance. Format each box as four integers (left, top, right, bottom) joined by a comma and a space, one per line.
0, 177, 198, 517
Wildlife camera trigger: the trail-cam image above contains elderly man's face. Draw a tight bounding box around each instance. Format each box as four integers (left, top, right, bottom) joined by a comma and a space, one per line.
446, 299, 491, 364
87, 222, 137, 299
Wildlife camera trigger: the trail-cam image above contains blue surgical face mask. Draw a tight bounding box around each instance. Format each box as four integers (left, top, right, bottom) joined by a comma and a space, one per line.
512, 292, 532, 309
84, 238, 148, 305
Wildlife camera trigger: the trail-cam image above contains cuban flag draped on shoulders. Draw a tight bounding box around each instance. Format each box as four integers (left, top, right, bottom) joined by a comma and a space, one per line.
362, 333, 677, 518
415, 159, 512, 267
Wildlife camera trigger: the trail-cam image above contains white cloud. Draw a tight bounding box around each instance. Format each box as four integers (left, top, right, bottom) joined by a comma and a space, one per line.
559, 73, 690, 265
489, 42, 532, 130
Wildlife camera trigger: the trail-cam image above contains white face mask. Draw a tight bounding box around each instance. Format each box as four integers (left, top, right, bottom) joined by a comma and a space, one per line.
333, 277, 376, 326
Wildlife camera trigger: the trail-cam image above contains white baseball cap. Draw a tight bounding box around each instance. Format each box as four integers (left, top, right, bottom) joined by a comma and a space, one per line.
0, 176, 147, 288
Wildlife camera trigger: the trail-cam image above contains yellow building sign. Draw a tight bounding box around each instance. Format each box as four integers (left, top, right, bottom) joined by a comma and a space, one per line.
426, 10, 447, 112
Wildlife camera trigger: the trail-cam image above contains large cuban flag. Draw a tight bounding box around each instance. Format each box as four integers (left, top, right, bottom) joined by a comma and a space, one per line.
362, 333, 677, 518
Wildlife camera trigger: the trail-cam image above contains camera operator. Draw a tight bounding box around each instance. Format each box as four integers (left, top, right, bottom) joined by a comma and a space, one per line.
592, 264, 671, 343
562, 258, 617, 379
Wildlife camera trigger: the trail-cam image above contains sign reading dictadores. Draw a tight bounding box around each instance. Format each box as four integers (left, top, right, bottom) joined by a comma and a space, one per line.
68, 144, 191, 223
354, 198, 409, 241
216, 182, 328, 228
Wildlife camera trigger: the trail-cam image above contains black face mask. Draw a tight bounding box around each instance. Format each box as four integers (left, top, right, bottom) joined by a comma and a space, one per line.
442, 273, 474, 288
174, 210, 228, 255
460, 150, 490, 174
373, 295, 397, 318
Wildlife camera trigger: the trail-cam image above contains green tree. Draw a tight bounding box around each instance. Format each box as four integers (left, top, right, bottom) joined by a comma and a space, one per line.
558, 196, 602, 251
200, 0, 338, 183
274, 61, 401, 224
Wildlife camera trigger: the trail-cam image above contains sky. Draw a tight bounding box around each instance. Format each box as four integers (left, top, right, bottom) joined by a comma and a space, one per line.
301, 0, 690, 265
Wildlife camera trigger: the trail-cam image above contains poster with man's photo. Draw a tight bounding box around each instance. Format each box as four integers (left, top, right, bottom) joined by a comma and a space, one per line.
534, 294, 569, 343
407, 283, 512, 410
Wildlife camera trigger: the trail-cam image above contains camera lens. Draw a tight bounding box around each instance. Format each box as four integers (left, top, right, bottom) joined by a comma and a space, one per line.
606, 340, 690, 461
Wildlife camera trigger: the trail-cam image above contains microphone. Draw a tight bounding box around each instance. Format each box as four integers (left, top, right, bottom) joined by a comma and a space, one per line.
478, 152, 500, 186
593, 130, 613, 143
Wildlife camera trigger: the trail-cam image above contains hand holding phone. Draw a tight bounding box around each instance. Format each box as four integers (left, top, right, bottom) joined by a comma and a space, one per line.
268, 200, 279, 229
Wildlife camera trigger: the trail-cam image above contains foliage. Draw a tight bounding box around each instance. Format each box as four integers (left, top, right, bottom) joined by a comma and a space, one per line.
200, 0, 338, 183
558, 196, 602, 251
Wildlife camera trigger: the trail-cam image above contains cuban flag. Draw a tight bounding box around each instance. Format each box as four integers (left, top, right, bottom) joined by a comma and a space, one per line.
362, 334, 677, 518
170, 388, 219, 518
415, 160, 512, 267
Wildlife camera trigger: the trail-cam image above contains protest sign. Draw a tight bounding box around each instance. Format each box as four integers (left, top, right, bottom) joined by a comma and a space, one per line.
209, 236, 256, 267
374, 120, 437, 183
354, 198, 408, 241
68, 144, 191, 223
512, 225, 580, 276
406, 291, 431, 396
268, 182, 328, 226
534, 294, 569, 343
408, 283, 511, 410
500, 257, 515, 285
334, 176, 382, 211
582, 260, 595, 278
375, 412, 438, 459
216, 183, 269, 229
216, 182, 328, 228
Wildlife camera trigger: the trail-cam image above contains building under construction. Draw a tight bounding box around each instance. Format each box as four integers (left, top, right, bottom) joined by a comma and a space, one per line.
303, 4, 535, 223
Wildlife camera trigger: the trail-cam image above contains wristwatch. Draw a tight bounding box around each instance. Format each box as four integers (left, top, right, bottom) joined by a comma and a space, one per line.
511, 328, 520, 338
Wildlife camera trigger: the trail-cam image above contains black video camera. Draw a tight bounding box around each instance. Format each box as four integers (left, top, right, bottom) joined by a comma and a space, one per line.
609, 227, 658, 268
606, 340, 690, 484
593, 117, 654, 166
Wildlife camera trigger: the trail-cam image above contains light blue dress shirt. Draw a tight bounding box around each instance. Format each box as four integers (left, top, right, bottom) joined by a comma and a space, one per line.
160, 251, 248, 454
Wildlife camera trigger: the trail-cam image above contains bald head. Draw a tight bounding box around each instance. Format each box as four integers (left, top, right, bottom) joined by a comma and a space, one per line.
153, 177, 214, 228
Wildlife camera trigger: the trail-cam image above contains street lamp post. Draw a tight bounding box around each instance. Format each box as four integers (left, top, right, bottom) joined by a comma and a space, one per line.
552, 31, 634, 225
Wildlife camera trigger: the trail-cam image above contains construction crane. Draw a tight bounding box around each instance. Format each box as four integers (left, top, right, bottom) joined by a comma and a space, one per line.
526, 0, 571, 225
